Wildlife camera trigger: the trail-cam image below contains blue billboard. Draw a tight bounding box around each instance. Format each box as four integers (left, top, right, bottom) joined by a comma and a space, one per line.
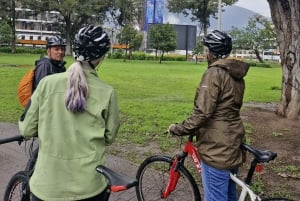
145, 0, 164, 30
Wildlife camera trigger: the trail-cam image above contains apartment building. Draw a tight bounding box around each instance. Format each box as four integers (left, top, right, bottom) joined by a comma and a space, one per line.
15, 5, 61, 46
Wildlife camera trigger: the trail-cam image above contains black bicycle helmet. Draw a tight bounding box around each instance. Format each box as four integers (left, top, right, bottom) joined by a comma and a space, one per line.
203, 30, 232, 58
46, 36, 66, 48
72, 25, 110, 61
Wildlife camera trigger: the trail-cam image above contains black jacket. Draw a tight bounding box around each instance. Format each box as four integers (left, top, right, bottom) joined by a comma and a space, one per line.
33, 56, 66, 91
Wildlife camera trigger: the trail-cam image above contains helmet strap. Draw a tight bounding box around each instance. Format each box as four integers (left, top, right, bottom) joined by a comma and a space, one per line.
88, 61, 95, 69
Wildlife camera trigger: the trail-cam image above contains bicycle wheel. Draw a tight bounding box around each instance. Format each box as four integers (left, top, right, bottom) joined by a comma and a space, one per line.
136, 155, 201, 201
4, 171, 30, 201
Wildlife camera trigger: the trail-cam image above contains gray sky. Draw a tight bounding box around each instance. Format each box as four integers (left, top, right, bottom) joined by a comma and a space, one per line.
234, 0, 271, 17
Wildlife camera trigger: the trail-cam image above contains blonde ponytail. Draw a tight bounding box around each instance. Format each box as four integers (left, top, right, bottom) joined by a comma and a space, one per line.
65, 61, 88, 112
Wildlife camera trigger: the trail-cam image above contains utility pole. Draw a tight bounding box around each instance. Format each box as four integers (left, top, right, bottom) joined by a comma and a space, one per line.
218, 0, 222, 30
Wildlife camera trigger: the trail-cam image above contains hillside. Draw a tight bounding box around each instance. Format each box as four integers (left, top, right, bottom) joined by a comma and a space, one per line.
164, 5, 271, 31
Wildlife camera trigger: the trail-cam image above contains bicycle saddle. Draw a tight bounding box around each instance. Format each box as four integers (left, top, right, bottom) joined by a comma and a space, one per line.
96, 165, 138, 192
241, 143, 277, 163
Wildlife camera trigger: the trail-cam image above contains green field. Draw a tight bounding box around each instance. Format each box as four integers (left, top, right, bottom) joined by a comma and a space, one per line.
0, 53, 282, 145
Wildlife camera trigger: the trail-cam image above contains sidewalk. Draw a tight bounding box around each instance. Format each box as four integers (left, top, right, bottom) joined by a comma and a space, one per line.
0, 122, 139, 201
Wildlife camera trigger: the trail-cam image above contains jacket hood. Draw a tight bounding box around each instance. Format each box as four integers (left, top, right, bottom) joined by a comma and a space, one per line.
209, 59, 249, 80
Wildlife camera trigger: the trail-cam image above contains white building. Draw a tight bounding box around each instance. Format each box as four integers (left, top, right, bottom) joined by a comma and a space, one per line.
15, 5, 61, 46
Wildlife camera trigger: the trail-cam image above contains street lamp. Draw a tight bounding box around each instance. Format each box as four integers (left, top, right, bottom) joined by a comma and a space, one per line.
218, 0, 222, 30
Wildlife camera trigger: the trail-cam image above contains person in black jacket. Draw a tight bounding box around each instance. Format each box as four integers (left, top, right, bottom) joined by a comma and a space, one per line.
22, 36, 67, 174
33, 36, 67, 91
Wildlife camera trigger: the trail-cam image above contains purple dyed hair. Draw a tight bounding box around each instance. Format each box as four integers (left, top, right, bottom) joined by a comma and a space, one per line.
65, 61, 88, 112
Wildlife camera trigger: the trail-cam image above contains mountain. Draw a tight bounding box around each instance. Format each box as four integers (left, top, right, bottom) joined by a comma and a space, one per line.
163, 5, 271, 31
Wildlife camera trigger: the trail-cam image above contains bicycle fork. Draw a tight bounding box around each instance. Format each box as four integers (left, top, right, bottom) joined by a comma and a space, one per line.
161, 157, 181, 198
161, 140, 201, 198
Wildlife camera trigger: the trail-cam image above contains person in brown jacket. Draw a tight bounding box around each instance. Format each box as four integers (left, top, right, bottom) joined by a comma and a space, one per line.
168, 30, 249, 201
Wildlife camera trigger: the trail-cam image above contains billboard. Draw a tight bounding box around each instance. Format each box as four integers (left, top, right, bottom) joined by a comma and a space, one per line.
144, 0, 164, 30
147, 24, 196, 51
173, 24, 197, 51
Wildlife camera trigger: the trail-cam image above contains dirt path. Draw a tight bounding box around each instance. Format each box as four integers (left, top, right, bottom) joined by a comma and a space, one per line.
240, 106, 300, 199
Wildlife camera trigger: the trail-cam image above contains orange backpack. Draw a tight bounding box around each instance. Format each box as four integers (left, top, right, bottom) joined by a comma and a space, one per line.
17, 69, 35, 107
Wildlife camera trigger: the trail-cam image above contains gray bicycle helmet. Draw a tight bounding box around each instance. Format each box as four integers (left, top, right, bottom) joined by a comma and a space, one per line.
46, 36, 66, 48
203, 30, 232, 58
73, 25, 110, 61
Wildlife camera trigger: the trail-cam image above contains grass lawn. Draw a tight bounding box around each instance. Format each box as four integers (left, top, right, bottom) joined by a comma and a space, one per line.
0, 53, 282, 146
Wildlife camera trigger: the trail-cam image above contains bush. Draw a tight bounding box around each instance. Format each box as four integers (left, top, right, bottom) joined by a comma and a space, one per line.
247, 62, 257, 66
0, 47, 12, 53
106, 50, 188, 62
109, 50, 124, 59
0, 46, 45, 54
132, 52, 146, 60
256, 63, 271, 68
247, 62, 271, 68
162, 54, 186, 61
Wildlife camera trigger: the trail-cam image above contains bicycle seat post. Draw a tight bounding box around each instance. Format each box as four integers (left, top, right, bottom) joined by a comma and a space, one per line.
245, 159, 258, 185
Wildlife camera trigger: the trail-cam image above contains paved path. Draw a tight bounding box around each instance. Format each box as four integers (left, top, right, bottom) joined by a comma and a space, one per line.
0, 122, 139, 201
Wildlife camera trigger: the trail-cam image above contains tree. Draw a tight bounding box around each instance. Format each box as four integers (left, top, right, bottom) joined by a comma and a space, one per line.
20, 0, 113, 55
267, 0, 300, 120
130, 33, 143, 51
0, 0, 17, 53
113, 0, 145, 29
167, 0, 238, 35
0, 21, 13, 45
192, 40, 204, 64
117, 24, 138, 62
149, 24, 176, 64
228, 16, 276, 63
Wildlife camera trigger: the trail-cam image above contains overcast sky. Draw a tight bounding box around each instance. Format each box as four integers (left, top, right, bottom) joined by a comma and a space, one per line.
234, 0, 271, 17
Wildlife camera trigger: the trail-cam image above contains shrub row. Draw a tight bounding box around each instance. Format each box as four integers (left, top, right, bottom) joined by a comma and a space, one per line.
0, 46, 45, 54
0, 48, 276, 65
247, 62, 271, 68
107, 51, 186, 61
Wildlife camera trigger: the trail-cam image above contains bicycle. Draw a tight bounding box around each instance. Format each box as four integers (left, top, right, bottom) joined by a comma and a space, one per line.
2, 136, 42, 201
1, 135, 139, 201
135, 133, 294, 201
0, 135, 31, 201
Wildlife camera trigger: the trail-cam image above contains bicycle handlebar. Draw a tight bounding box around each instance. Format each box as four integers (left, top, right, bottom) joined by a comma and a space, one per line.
0, 135, 24, 145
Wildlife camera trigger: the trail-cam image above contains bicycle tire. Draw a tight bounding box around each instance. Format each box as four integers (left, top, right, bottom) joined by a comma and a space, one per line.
25, 147, 38, 172
136, 155, 201, 201
4, 171, 30, 201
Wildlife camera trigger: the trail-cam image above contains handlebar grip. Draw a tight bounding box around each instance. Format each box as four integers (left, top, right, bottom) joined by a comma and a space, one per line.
0, 135, 24, 145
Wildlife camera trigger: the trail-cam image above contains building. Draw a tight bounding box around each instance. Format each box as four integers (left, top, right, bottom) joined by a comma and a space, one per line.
15, 4, 61, 47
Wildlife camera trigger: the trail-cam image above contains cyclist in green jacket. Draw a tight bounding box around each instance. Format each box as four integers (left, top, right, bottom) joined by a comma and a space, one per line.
168, 30, 249, 201
19, 25, 120, 201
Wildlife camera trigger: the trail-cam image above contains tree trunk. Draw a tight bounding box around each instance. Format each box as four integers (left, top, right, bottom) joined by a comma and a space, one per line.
65, 14, 72, 56
11, 0, 16, 53
123, 47, 128, 62
129, 48, 133, 60
267, 0, 300, 120
254, 49, 263, 63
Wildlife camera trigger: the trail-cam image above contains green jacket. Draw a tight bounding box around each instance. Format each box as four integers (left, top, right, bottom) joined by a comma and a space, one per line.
19, 64, 120, 200
170, 59, 249, 170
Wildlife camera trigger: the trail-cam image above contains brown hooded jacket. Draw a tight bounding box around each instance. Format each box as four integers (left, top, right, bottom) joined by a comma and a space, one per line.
170, 59, 249, 170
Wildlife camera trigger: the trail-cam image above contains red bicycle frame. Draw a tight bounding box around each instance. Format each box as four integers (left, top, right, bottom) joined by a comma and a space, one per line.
161, 135, 201, 198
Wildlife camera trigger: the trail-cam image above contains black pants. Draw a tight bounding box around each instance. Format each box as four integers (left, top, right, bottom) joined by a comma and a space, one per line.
31, 187, 110, 201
